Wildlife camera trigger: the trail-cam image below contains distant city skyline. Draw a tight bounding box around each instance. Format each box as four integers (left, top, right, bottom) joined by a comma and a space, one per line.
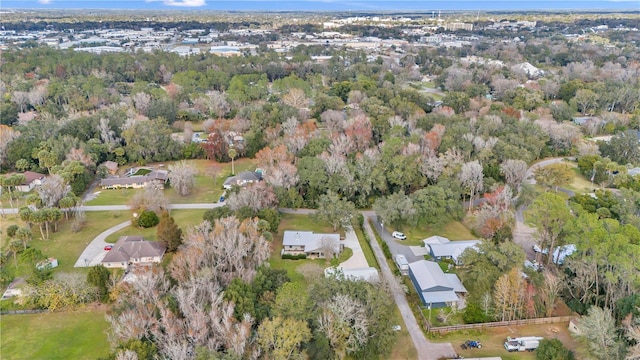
2, 0, 639, 11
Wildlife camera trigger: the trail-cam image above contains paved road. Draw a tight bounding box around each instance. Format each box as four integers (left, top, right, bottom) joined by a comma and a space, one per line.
0, 203, 221, 215
363, 219, 456, 360
74, 220, 131, 267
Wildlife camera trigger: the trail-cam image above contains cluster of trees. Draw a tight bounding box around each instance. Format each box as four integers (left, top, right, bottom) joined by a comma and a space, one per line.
105, 216, 396, 360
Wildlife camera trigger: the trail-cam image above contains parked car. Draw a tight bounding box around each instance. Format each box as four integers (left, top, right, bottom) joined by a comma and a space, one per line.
392, 231, 407, 240
104, 245, 113, 251
219, 195, 225, 202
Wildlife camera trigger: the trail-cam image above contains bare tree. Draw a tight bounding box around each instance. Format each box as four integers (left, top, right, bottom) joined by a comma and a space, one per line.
539, 271, 564, 317
281, 88, 308, 109
226, 182, 278, 213
129, 186, 170, 213
11, 91, 29, 112
168, 161, 197, 197
623, 312, 640, 360
577, 307, 623, 360
37, 174, 70, 208
318, 293, 369, 359
206, 90, 230, 118
321, 110, 346, 134
459, 160, 484, 212
500, 159, 529, 191
169, 217, 270, 287
132, 92, 151, 116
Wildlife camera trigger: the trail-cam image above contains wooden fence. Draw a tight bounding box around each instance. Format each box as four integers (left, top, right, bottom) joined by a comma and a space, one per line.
429, 315, 576, 334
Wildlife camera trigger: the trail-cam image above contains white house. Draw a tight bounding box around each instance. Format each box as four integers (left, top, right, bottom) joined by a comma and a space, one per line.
408, 260, 467, 308
15, 171, 46, 192
101, 236, 166, 270
282, 231, 342, 259
423, 236, 480, 265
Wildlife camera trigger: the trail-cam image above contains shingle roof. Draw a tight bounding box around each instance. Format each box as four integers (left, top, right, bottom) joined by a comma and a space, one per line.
283, 231, 341, 253
20, 171, 45, 185
102, 236, 166, 263
99, 170, 168, 187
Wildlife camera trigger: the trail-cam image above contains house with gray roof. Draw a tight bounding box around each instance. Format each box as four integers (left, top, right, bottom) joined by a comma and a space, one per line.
408, 260, 467, 308
99, 170, 168, 190
423, 236, 480, 265
282, 231, 342, 259
223, 171, 262, 190
101, 236, 166, 270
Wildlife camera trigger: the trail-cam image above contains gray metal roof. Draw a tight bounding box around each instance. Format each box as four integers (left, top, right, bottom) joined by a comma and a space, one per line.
409, 260, 452, 292
423, 236, 480, 262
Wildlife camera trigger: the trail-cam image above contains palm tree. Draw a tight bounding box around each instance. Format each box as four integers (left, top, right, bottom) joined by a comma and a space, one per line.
228, 147, 237, 176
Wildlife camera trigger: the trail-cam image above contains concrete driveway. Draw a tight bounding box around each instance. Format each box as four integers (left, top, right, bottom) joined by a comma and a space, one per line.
74, 220, 131, 267
338, 229, 369, 270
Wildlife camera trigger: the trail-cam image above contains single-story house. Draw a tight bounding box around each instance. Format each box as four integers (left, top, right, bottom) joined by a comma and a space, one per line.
101, 236, 166, 269
282, 231, 342, 259
423, 236, 480, 265
324, 267, 380, 283
223, 171, 262, 190
409, 260, 467, 309
99, 170, 168, 190
16, 171, 46, 192
101, 161, 119, 175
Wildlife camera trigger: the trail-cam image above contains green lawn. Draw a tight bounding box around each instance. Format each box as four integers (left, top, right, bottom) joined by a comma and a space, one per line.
105, 209, 207, 243
395, 220, 475, 246
86, 158, 259, 206
269, 213, 337, 286
565, 166, 595, 194
11, 211, 129, 273
0, 309, 111, 360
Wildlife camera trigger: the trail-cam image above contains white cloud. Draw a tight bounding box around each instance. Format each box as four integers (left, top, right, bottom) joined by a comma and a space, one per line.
162, 0, 207, 6
38, 0, 53, 4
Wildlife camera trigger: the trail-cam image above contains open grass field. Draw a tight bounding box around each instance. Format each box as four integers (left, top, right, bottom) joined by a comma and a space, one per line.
105, 209, 207, 243
388, 306, 419, 360
429, 322, 577, 359
0, 309, 111, 360
566, 166, 596, 194
396, 220, 475, 246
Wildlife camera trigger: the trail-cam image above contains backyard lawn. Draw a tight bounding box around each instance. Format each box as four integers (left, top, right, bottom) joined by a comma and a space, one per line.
0, 309, 110, 360
395, 220, 475, 246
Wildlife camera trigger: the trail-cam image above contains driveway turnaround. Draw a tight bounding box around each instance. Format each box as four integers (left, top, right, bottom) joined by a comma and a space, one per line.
74, 220, 131, 267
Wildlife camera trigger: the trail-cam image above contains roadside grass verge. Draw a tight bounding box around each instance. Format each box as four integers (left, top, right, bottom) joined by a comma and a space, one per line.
0, 309, 110, 360
353, 221, 379, 269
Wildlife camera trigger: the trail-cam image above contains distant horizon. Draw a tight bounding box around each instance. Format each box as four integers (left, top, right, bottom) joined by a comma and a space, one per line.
2, 0, 639, 12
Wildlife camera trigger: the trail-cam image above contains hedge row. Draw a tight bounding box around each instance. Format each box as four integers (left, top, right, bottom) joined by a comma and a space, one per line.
281, 253, 307, 260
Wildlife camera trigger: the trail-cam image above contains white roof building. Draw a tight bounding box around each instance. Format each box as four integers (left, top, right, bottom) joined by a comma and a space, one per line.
423, 236, 480, 265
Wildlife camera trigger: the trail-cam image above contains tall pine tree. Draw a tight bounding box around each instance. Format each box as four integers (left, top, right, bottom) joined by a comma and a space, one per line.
157, 211, 183, 253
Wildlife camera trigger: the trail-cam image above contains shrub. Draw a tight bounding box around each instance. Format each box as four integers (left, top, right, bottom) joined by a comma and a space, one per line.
136, 210, 160, 228
536, 339, 575, 360
282, 253, 307, 260
462, 302, 492, 324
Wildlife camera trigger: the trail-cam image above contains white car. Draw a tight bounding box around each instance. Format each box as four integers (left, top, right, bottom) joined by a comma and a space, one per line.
392, 231, 407, 240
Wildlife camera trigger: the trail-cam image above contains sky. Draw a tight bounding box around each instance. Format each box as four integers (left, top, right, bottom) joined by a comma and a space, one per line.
2, 0, 639, 11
